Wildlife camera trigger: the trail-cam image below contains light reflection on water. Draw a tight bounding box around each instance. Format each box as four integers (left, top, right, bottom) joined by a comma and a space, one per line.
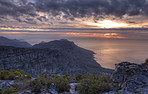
73, 39, 148, 69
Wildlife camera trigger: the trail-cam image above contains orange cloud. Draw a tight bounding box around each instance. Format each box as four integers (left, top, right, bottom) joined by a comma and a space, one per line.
65, 33, 124, 38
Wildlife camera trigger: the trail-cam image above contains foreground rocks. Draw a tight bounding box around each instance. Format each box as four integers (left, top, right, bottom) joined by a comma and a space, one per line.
110, 61, 148, 94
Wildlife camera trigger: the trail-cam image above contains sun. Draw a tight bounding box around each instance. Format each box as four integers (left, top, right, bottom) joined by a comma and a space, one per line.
97, 20, 127, 28
86, 20, 128, 28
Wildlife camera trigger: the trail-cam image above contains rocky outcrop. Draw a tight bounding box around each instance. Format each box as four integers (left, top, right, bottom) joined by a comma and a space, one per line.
48, 83, 58, 94
0, 39, 112, 77
0, 36, 31, 47
110, 62, 148, 94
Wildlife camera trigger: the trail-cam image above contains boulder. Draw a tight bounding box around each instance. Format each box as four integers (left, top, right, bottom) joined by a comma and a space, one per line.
48, 83, 58, 94
110, 62, 148, 93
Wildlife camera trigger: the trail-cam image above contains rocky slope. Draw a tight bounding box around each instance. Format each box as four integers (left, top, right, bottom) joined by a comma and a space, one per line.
0, 36, 31, 47
109, 61, 148, 94
0, 38, 112, 77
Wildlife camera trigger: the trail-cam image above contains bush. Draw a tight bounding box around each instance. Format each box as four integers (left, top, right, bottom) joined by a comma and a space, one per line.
0, 69, 28, 80
26, 73, 31, 79
3, 87, 18, 94
46, 79, 53, 89
75, 74, 86, 82
53, 76, 70, 93
14, 71, 21, 77
63, 74, 71, 79
0, 70, 10, 80
76, 74, 111, 94
30, 79, 42, 92
7, 73, 16, 80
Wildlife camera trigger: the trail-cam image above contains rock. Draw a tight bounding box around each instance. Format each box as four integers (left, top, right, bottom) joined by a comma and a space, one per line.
69, 83, 79, 94
48, 83, 58, 94
110, 62, 148, 93
18, 90, 32, 94
0, 81, 12, 90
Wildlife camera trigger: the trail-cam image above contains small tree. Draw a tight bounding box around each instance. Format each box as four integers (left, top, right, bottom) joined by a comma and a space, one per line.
30, 79, 42, 92
53, 77, 70, 93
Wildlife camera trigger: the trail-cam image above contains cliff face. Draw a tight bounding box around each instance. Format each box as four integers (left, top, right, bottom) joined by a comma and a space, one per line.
0, 39, 111, 77
0, 36, 31, 47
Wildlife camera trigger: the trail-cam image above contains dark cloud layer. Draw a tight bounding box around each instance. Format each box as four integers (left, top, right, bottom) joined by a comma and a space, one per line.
0, 0, 36, 17
0, 0, 148, 22
35, 0, 148, 18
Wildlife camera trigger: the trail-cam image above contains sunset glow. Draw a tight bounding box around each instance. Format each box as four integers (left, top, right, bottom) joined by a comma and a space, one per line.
65, 33, 123, 38
86, 20, 128, 28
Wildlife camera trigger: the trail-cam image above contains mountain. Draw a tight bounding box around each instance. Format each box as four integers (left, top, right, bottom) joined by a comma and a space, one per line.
0, 36, 31, 47
0, 39, 112, 77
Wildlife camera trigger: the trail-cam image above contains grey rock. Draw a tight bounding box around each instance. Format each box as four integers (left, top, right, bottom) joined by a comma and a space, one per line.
111, 62, 148, 93
69, 83, 79, 94
0, 81, 12, 90
48, 83, 58, 94
18, 90, 32, 94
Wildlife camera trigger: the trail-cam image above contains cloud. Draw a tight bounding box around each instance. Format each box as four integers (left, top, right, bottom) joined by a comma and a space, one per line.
34, 0, 148, 19
0, 0, 148, 25
0, 0, 36, 17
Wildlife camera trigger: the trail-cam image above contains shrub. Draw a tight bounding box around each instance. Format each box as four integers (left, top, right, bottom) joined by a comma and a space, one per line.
30, 79, 42, 92
0, 70, 10, 80
53, 76, 70, 93
75, 74, 86, 82
46, 79, 53, 89
63, 74, 71, 79
7, 73, 16, 80
14, 71, 21, 77
3, 87, 18, 94
76, 74, 111, 94
26, 73, 31, 79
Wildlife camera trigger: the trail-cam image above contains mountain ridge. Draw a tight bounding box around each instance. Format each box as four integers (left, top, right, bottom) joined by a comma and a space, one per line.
0, 37, 113, 77
0, 36, 32, 47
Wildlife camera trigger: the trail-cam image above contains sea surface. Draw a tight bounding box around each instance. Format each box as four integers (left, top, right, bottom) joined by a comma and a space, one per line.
74, 39, 148, 69
1, 29, 148, 69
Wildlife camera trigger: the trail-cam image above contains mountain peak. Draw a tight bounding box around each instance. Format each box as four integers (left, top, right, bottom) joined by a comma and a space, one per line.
0, 36, 32, 47
33, 39, 76, 50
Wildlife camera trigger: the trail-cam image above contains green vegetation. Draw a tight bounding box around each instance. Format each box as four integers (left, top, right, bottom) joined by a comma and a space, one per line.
30, 79, 42, 92
0, 69, 112, 94
75, 73, 86, 82
53, 76, 70, 92
76, 74, 111, 94
3, 87, 18, 94
0, 69, 31, 80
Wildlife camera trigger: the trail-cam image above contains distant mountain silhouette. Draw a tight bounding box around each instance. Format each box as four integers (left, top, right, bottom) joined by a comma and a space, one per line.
0, 37, 112, 77
0, 36, 31, 47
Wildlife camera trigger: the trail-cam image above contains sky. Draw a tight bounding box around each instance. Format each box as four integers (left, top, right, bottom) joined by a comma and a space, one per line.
1, 0, 148, 40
